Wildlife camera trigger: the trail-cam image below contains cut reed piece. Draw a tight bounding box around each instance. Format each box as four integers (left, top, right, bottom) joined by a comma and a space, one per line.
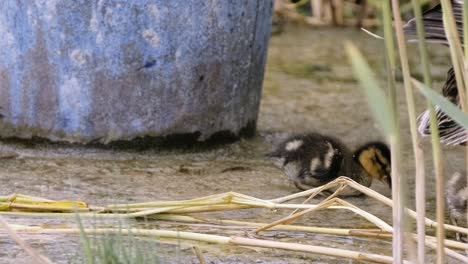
151, 214, 468, 252
271, 177, 468, 235
2, 177, 466, 236
0, 216, 53, 264
0, 194, 89, 213
390, 0, 425, 262
406, 1, 435, 263
10, 227, 402, 264
254, 197, 393, 234
192, 246, 207, 264
152, 214, 392, 238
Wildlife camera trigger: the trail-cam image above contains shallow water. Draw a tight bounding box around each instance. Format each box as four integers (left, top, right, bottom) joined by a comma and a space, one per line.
0, 26, 465, 263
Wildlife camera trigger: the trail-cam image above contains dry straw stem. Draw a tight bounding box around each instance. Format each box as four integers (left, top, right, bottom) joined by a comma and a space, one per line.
253, 184, 467, 262
438, 2, 466, 263
0, 216, 53, 264
287, 181, 348, 217
270, 178, 468, 235
423, 238, 468, 263
152, 214, 392, 238
390, 0, 425, 262
0, 193, 89, 212
3, 178, 468, 262
2, 178, 466, 236
11, 227, 402, 264
464, 0, 468, 255
150, 215, 468, 252
407, 0, 438, 263
191, 246, 207, 264
346, 37, 408, 263
254, 197, 393, 234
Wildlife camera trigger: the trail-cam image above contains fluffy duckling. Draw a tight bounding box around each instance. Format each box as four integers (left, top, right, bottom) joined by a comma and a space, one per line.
404, 1, 463, 45
415, 68, 466, 145
266, 133, 391, 196
446, 172, 467, 240
404, 1, 466, 145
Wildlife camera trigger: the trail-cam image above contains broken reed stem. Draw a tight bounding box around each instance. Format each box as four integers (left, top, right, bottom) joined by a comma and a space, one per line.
152, 214, 391, 237
439, 1, 467, 263
154, 214, 468, 251
270, 178, 468, 235
408, 0, 440, 263
191, 246, 207, 264
3, 178, 467, 236
9, 225, 466, 263
390, 0, 426, 262
11, 227, 401, 264
254, 197, 392, 234
465, 0, 468, 252
4, 214, 467, 253
381, 1, 408, 262
441, 0, 467, 246
423, 238, 468, 263
288, 182, 347, 217
3, 179, 468, 262
0, 216, 53, 264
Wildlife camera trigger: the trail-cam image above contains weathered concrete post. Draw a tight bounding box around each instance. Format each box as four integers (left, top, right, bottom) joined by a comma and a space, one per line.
0, 1, 272, 144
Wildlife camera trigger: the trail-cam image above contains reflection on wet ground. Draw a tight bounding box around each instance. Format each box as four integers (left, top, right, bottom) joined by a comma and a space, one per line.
0, 26, 464, 263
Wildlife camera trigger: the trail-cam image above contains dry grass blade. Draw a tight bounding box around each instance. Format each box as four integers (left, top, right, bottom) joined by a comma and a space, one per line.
0, 216, 54, 264
254, 198, 336, 233
390, 0, 425, 262
270, 177, 468, 235
255, 197, 392, 234
12, 227, 401, 264
288, 181, 348, 217
105, 192, 274, 211
229, 237, 401, 264
192, 246, 207, 264
153, 214, 392, 238
423, 239, 468, 263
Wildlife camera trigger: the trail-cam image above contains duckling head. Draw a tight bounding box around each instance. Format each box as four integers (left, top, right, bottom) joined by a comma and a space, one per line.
353, 142, 392, 188
265, 134, 344, 187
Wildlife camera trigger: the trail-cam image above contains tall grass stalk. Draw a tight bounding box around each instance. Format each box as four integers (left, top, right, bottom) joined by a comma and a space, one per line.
380, 2, 407, 263
440, 1, 468, 263
464, 0, 468, 250
406, 0, 444, 263
440, 4, 468, 239
464, 0, 468, 62
0, 216, 53, 264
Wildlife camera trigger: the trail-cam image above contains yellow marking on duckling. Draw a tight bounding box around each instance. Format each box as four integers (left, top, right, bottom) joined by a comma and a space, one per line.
358, 148, 390, 182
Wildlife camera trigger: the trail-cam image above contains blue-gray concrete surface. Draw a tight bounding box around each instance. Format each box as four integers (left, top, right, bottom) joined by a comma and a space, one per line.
0, 0, 272, 143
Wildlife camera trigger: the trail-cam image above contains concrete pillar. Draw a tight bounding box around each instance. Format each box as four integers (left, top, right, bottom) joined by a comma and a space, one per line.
0, 0, 273, 144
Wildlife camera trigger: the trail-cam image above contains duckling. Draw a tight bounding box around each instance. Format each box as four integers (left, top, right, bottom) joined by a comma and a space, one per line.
446, 171, 468, 241
415, 68, 467, 145
266, 133, 391, 196
403, 1, 466, 145
404, 1, 463, 45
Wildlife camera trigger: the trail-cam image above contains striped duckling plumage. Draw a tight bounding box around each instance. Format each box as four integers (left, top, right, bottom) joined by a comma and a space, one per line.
404, 0, 466, 145
266, 133, 391, 196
